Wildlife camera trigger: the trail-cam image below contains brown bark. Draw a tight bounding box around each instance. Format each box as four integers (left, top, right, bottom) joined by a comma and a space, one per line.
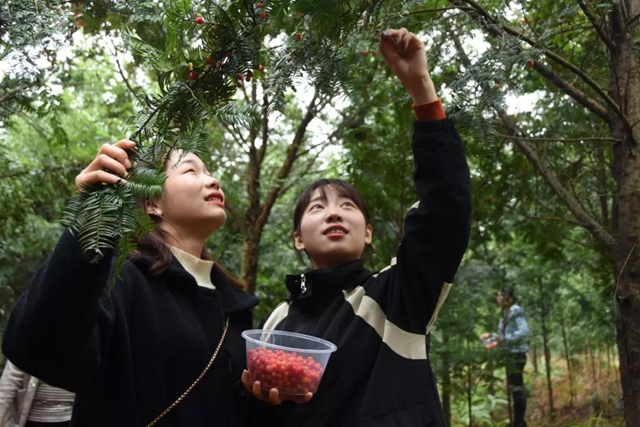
560, 315, 575, 407
241, 91, 320, 292
608, 2, 640, 425
537, 280, 556, 419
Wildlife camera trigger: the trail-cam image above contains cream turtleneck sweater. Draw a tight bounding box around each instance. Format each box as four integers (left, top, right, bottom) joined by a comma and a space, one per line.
168, 246, 216, 289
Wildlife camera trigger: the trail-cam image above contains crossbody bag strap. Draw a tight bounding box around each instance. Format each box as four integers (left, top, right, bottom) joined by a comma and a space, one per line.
146, 317, 230, 427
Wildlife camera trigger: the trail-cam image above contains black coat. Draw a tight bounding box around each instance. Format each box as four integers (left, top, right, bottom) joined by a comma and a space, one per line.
2, 232, 258, 427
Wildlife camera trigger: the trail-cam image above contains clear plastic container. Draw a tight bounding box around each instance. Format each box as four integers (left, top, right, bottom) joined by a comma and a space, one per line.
241, 329, 337, 395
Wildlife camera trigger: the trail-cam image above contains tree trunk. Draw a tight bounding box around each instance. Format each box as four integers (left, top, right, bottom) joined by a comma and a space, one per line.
588, 340, 597, 383
608, 3, 640, 424
538, 280, 555, 419
560, 315, 575, 407
241, 225, 262, 293
466, 337, 472, 426
532, 346, 538, 374
441, 334, 452, 425
238, 91, 320, 293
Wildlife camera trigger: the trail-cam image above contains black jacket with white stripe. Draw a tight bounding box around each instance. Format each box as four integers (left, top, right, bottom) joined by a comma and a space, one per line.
256, 118, 471, 427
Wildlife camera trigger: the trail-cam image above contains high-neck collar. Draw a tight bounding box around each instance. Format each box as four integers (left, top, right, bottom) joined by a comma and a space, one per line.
285, 259, 373, 301
168, 245, 215, 289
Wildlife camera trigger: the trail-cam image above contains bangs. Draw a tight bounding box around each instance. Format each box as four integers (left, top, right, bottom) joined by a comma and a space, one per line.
314, 182, 362, 205
293, 178, 370, 232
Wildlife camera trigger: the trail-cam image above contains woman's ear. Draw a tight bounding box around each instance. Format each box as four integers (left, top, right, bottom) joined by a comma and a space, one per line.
146, 198, 163, 218
293, 230, 306, 251
364, 224, 373, 245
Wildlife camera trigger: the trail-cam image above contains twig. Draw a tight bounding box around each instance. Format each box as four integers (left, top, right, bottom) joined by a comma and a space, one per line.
615, 243, 635, 298
494, 133, 619, 143
524, 215, 585, 226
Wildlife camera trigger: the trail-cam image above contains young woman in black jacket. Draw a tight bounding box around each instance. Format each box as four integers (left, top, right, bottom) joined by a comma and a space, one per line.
242, 28, 471, 427
3, 145, 258, 427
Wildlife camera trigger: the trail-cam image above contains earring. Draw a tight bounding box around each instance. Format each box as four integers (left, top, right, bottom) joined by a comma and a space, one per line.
154, 209, 163, 217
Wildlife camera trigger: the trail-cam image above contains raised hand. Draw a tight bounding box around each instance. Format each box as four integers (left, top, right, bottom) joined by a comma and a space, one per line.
75, 140, 135, 190
379, 28, 438, 105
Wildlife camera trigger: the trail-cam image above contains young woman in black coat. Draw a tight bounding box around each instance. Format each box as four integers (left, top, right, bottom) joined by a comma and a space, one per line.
3, 144, 258, 427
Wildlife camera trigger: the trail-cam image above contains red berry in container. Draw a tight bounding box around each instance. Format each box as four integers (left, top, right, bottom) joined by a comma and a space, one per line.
247, 348, 324, 395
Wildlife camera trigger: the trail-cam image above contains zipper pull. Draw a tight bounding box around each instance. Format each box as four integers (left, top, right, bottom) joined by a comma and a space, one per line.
300, 274, 307, 295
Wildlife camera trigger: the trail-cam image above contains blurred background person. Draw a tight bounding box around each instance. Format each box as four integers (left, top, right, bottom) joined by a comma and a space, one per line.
0, 360, 74, 427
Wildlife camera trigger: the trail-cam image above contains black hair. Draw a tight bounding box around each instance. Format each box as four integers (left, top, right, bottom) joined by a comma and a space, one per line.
499, 287, 517, 302
131, 150, 245, 291
292, 178, 371, 264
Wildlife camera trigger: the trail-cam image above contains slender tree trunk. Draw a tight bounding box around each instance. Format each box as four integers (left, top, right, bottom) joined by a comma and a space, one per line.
442, 334, 452, 425
241, 225, 262, 293
588, 341, 597, 383
560, 315, 575, 407
466, 337, 472, 426
532, 346, 538, 374
505, 364, 512, 425
537, 280, 555, 419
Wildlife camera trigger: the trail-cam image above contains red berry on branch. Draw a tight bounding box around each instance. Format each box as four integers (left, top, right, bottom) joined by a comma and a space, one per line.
188, 71, 199, 81
526, 59, 534, 68
260, 12, 269, 18
295, 33, 302, 41
258, 64, 264, 72
360, 50, 368, 56
205, 56, 214, 65
371, 50, 377, 56
195, 15, 205, 25
257, 2, 264, 9
237, 74, 244, 81
246, 70, 254, 81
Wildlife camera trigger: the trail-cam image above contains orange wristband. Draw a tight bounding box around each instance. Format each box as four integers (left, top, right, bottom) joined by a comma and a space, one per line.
413, 99, 446, 121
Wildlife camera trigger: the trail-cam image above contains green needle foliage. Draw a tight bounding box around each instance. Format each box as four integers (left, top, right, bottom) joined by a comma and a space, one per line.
60, 164, 164, 273
63, 0, 406, 265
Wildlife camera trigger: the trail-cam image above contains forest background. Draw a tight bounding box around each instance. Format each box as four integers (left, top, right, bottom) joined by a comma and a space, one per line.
1, 1, 636, 426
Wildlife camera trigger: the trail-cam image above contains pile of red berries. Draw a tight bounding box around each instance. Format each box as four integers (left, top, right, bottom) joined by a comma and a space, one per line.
247, 348, 324, 395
